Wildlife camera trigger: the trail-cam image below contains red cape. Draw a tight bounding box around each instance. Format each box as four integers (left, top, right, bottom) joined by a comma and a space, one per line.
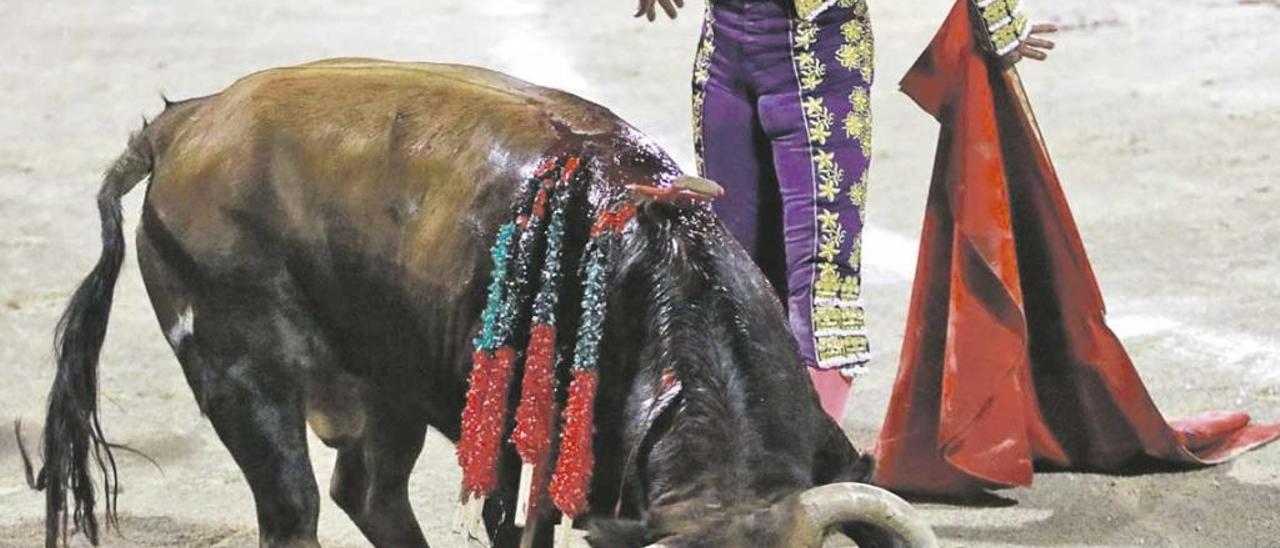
870, 0, 1280, 496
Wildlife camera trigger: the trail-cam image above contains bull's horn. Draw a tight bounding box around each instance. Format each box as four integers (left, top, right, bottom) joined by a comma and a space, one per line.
672, 175, 724, 198
796, 483, 939, 548
627, 175, 725, 204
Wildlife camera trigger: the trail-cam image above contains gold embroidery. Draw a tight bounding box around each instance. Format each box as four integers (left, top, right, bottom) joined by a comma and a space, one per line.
815, 150, 845, 202
849, 170, 868, 210
814, 306, 843, 331
839, 272, 862, 304
835, 19, 874, 82
849, 86, 871, 116
795, 51, 826, 93
817, 210, 846, 264
844, 87, 872, 158
801, 96, 835, 146
980, 0, 1029, 55
792, 14, 870, 370
816, 337, 843, 362
840, 335, 871, 358
794, 20, 819, 51
988, 11, 1029, 54
693, 93, 706, 176
793, 0, 826, 21
981, 0, 1014, 26
691, 5, 715, 176
849, 238, 860, 276
798, 0, 867, 22
815, 263, 841, 300
839, 304, 865, 330
837, 9, 874, 163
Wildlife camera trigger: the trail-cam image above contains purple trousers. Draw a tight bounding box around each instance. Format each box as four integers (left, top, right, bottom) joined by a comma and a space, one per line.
693, 0, 873, 419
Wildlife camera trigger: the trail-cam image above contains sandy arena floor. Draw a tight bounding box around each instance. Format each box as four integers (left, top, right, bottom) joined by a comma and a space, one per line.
1, 0, 1278, 546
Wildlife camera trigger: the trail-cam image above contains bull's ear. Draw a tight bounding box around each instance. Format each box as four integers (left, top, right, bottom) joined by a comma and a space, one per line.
587, 518, 650, 548
627, 175, 725, 205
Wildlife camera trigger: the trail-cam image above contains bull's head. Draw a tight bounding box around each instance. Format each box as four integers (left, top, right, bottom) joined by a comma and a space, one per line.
589, 482, 936, 548
581, 191, 937, 548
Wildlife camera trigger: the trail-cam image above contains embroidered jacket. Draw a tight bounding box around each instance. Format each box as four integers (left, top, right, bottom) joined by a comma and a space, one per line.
795, 0, 1031, 58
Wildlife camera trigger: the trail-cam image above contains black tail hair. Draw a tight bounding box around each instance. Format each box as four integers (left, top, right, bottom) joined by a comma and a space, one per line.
26, 134, 152, 547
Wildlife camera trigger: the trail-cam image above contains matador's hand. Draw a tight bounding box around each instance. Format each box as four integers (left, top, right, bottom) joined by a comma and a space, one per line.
1002, 23, 1058, 66
635, 0, 684, 21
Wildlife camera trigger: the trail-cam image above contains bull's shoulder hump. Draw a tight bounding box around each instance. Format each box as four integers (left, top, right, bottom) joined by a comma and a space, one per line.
219, 59, 622, 136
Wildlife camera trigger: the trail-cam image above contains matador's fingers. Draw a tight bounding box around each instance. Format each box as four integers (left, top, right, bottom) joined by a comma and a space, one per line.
657, 0, 678, 19
1017, 43, 1049, 61
1030, 23, 1059, 35
636, 0, 657, 20
1023, 36, 1055, 50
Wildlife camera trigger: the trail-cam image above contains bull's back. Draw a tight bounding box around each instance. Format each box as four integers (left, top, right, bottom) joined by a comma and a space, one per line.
148, 59, 623, 264
150, 61, 631, 279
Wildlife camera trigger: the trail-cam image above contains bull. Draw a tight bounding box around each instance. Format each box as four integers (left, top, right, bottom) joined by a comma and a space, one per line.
26, 59, 935, 548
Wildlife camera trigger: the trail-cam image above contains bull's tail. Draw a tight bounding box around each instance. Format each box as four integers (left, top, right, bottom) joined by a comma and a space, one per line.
26, 130, 153, 547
